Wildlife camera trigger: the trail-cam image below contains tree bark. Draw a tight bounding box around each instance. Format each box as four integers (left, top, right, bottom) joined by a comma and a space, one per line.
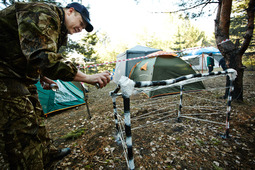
215, 0, 255, 101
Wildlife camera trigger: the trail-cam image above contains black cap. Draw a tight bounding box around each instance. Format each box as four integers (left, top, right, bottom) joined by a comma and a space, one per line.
66, 2, 93, 32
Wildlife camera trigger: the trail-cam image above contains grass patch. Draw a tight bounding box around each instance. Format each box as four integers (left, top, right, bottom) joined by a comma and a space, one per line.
61, 127, 87, 140
195, 139, 205, 146
211, 138, 221, 146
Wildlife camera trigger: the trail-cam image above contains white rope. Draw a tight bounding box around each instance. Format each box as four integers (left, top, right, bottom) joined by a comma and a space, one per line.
180, 116, 226, 125
116, 85, 228, 129
115, 114, 130, 167
132, 115, 177, 130
132, 109, 176, 121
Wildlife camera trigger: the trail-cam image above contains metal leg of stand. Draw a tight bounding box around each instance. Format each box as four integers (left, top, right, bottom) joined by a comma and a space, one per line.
221, 80, 234, 139
177, 85, 183, 122
123, 95, 135, 170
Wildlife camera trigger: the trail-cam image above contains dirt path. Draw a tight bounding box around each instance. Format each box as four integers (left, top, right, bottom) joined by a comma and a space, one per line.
45, 71, 255, 169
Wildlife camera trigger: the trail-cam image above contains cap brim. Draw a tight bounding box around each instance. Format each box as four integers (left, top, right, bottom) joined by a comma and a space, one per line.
86, 23, 93, 32
82, 16, 93, 32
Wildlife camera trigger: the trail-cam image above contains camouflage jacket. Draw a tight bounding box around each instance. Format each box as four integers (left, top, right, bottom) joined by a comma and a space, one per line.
0, 2, 77, 84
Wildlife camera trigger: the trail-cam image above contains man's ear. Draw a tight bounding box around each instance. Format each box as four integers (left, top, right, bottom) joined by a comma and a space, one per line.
66, 7, 74, 16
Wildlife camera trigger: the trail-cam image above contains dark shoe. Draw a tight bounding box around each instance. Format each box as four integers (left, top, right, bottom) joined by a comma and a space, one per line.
52, 148, 71, 160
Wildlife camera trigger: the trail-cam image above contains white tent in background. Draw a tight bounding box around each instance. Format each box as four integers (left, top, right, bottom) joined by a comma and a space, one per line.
181, 54, 220, 72
181, 47, 223, 72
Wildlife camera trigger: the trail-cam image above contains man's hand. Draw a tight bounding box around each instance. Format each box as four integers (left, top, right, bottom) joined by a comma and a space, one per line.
40, 76, 59, 90
73, 70, 111, 88
85, 71, 111, 88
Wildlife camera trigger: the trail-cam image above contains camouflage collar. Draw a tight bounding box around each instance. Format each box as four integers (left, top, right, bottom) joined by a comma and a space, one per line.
59, 7, 67, 35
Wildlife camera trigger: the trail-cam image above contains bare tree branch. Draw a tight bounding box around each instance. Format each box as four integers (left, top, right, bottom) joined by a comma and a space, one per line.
152, 1, 219, 14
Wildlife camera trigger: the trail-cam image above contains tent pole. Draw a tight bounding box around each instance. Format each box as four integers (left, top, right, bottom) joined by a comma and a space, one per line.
202, 53, 204, 73
81, 82, 91, 119
84, 94, 91, 119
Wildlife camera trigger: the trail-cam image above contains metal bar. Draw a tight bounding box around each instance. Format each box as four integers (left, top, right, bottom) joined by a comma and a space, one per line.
123, 95, 135, 170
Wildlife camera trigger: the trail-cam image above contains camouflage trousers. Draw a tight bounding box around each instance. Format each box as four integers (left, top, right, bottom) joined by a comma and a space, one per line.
0, 83, 58, 169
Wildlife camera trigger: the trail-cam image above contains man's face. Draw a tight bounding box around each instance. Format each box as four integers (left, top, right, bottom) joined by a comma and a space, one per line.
65, 8, 87, 34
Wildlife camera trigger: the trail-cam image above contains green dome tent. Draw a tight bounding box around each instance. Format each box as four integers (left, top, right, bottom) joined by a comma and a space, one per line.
129, 51, 205, 98
36, 80, 86, 116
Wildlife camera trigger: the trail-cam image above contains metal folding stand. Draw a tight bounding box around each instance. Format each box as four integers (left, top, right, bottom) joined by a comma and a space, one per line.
110, 69, 236, 168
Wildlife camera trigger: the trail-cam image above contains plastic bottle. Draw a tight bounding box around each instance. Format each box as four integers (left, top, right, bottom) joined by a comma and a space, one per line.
50, 84, 59, 91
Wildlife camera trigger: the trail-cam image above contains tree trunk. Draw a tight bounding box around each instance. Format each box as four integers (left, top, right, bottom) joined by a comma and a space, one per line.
215, 0, 255, 101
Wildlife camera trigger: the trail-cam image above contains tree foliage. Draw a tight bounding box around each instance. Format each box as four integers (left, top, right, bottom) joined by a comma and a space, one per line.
62, 32, 99, 63
135, 13, 214, 52
172, 16, 213, 50
230, 0, 255, 52
1, 0, 61, 7
162, 0, 254, 101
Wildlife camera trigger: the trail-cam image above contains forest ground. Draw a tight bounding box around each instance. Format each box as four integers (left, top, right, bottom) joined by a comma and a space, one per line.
45, 70, 255, 169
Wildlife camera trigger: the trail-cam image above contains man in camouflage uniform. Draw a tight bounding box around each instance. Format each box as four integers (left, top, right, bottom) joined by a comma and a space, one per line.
0, 2, 111, 169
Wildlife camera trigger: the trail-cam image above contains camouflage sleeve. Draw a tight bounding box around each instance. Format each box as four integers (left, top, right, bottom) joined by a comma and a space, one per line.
41, 61, 78, 81
16, 3, 77, 81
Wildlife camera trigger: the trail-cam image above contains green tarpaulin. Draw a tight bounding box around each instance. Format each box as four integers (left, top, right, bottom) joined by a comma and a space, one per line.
36, 80, 85, 116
